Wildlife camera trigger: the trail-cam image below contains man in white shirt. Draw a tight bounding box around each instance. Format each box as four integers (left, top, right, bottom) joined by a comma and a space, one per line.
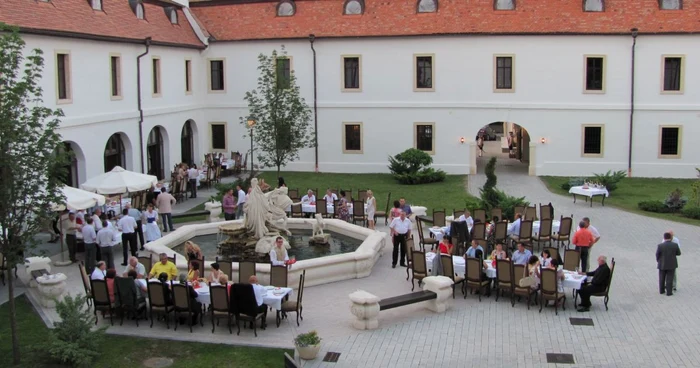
118, 209, 138, 266
269, 237, 289, 266
96, 221, 116, 269
92, 208, 103, 231
82, 217, 98, 274
188, 164, 199, 199
662, 229, 681, 291
61, 211, 79, 263
508, 213, 522, 239
323, 189, 338, 204
458, 210, 474, 229
301, 189, 316, 204
389, 211, 412, 268
236, 184, 246, 219
125, 203, 144, 251
122, 256, 146, 279
91, 261, 107, 280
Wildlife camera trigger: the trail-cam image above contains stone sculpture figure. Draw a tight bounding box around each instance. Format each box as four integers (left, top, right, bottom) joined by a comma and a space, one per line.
244, 178, 272, 239
264, 186, 293, 235
312, 213, 325, 238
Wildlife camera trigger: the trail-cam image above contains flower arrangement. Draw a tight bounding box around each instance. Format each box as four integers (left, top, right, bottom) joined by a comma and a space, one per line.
294, 330, 322, 347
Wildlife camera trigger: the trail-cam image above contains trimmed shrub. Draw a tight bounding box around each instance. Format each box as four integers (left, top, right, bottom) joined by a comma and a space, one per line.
590, 170, 626, 192
664, 188, 687, 212
561, 177, 585, 191
49, 295, 106, 368
638, 200, 671, 213
681, 206, 700, 219
214, 176, 253, 201
463, 197, 483, 212
388, 148, 446, 185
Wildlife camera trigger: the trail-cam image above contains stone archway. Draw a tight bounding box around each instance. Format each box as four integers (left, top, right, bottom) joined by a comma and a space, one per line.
104, 133, 131, 172
181, 119, 197, 166
471, 122, 534, 175
59, 141, 86, 187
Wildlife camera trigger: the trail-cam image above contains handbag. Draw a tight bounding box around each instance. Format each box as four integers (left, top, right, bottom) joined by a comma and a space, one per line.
519, 276, 536, 288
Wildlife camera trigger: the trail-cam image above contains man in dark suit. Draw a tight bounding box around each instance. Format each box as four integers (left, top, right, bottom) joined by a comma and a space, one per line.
577, 255, 611, 312
657, 232, 681, 296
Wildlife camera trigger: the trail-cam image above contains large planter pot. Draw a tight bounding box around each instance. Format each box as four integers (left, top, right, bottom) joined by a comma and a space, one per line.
296, 344, 321, 360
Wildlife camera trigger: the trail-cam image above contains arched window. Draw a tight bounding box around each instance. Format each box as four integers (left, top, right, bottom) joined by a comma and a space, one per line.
136, 4, 144, 19
57, 142, 79, 187
165, 6, 178, 24
417, 0, 437, 13
90, 0, 102, 11
104, 134, 126, 172
181, 121, 194, 165
147, 127, 165, 179
583, 0, 604, 11
495, 0, 515, 10
344, 0, 364, 15
277, 1, 296, 16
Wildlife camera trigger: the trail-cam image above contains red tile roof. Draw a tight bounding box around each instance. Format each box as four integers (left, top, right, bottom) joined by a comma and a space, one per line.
0, 0, 204, 48
191, 0, 700, 41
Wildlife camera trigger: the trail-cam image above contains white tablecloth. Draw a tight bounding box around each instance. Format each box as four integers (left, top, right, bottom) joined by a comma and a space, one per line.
288, 203, 368, 214
569, 186, 609, 198
533, 220, 561, 234
562, 270, 586, 290
431, 221, 560, 238
428, 226, 450, 241
425, 253, 497, 278
105, 198, 131, 215
179, 283, 294, 310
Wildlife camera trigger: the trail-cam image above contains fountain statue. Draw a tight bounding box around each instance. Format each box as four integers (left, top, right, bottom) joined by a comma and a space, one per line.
218, 178, 292, 261
310, 214, 331, 245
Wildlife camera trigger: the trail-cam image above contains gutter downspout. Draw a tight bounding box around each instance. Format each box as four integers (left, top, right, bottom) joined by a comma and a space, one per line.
309, 34, 319, 172
627, 28, 638, 178
136, 37, 152, 174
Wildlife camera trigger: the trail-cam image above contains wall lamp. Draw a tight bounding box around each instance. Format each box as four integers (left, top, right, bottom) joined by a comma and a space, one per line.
540, 137, 546, 144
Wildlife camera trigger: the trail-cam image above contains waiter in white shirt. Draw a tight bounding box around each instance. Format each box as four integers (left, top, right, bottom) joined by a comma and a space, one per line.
118, 209, 138, 266
82, 217, 98, 274
236, 184, 247, 219
125, 203, 144, 251
389, 210, 412, 268
188, 164, 199, 199
96, 221, 116, 269
92, 208, 103, 231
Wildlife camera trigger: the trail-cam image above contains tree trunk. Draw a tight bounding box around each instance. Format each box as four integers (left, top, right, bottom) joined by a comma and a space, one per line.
276, 165, 281, 180
7, 268, 20, 365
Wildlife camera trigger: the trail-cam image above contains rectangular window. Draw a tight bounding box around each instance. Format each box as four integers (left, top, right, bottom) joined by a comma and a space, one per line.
185, 59, 192, 94
660, 0, 681, 10
210, 123, 227, 151
582, 125, 604, 157
110, 55, 121, 99
584, 0, 604, 12
415, 123, 435, 154
414, 54, 434, 91
209, 59, 225, 92
662, 56, 683, 92
495, 55, 514, 91
152, 57, 161, 96
56, 52, 71, 102
584, 56, 605, 92
276, 57, 291, 89
342, 56, 361, 90
343, 123, 363, 153
659, 126, 681, 157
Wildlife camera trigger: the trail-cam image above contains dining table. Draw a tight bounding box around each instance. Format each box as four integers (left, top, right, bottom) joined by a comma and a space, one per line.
425, 253, 498, 279
568, 185, 609, 207
165, 282, 294, 310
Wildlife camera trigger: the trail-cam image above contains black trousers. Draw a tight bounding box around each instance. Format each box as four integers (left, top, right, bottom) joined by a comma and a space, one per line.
392, 233, 408, 266
659, 269, 675, 295
224, 213, 236, 221
578, 283, 605, 307
135, 220, 145, 249
66, 234, 77, 262
189, 179, 197, 198
121, 232, 137, 264
577, 246, 590, 272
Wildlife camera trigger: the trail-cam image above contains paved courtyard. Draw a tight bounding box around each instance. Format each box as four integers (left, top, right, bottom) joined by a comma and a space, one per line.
6, 156, 700, 367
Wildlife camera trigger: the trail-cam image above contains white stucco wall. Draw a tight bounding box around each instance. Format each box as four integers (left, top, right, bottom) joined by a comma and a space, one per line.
19, 33, 700, 181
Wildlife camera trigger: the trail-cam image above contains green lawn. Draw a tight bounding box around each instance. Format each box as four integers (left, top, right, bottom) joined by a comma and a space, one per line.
0, 296, 292, 367
258, 172, 474, 214
540, 176, 699, 226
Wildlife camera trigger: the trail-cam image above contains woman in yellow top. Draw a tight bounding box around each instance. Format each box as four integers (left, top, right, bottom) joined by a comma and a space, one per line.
187, 260, 201, 281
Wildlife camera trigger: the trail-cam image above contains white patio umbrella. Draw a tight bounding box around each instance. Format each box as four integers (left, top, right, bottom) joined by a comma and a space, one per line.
80, 166, 158, 194
52, 185, 107, 211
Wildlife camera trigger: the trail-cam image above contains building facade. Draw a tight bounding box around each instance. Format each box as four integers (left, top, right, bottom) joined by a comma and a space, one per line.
1, 0, 698, 185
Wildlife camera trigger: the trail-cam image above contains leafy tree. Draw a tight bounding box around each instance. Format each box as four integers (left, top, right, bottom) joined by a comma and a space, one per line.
49, 295, 106, 368
0, 24, 67, 365
240, 49, 314, 177
387, 148, 446, 185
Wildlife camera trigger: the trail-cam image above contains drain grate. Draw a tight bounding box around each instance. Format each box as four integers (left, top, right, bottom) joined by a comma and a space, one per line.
322, 352, 341, 363
570, 317, 594, 326
546, 353, 575, 364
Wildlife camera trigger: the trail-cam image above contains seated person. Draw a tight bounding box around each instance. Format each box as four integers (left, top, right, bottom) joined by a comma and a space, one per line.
548, 259, 565, 294
301, 189, 316, 204
490, 243, 508, 261
122, 257, 146, 278
149, 253, 178, 280
465, 240, 484, 259
527, 256, 541, 290
128, 270, 148, 300
157, 272, 173, 306
269, 236, 290, 266
323, 189, 338, 204
187, 261, 201, 282
91, 261, 107, 280
458, 210, 474, 228
105, 268, 117, 303
486, 216, 499, 237
507, 213, 522, 239
207, 262, 224, 283
511, 243, 532, 265
177, 273, 201, 325
437, 236, 454, 255
219, 274, 231, 295
541, 249, 553, 268
577, 255, 611, 312
249, 275, 268, 315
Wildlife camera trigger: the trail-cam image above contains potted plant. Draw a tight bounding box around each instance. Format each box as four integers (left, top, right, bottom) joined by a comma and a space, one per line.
294, 330, 322, 360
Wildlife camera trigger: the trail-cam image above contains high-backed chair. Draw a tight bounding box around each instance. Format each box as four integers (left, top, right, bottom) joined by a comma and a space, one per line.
539, 203, 553, 221
374, 192, 391, 225
90, 279, 115, 325
532, 219, 553, 249
433, 209, 446, 227
493, 221, 508, 245
216, 257, 233, 281
588, 258, 616, 311
288, 188, 299, 199
291, 203, 304, 218
471, 222, 486, 241
464, 257, 489, 301
473, 209, 486, 224
542, 247, 560, 265
230, 283, 266, 336
442, 254, 465, 298
352, 200, 367, 226
539, 267, 566, 315
147, 281, 173, 329
415, 219, 438, 252
357, 189, 368, 202
511, 220, 533, 248
138, 254, 153, 276
453, 209, 465, 219
209, 284, 232, 334
78, 261, 92, 307
410, 251, 427, 291
490, 208, 503, 222
404, 236, 416, 280
552, 216, 573, 248
511, 264, 537, 309
524, 206, 537, 221
495, 259, 513, 302
279, 270, 305, 327
239, 261, 256, 283
167, 254, 177, 266
115, 276, 146, 326
513, 206, 525, 220
315, 199, 329, 218
563, 249, 581, 272
270, 265, 288, 288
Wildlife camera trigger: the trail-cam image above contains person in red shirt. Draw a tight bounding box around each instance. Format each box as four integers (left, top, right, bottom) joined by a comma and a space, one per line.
438, 236, 454, 255
572, 221, 594, 272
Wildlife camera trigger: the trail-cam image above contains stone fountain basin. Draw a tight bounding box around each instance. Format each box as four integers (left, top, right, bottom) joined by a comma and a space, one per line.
144, 219, 390, 288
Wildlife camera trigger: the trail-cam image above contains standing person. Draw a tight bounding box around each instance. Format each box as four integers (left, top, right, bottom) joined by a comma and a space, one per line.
61, 211, 79, 263
278, 177, 286, 188
82, 216, 98, 274
476, 134, 484, 157
366, 190, 376, 230
92, 208, 103, 232
337, 190, 351, 222
236, 185, 246, 219
49, 212, 61, 243
578, 217, 601, 268
389, 210, 411, 268
657, 232, 681, 296
577, 256, 611, 312
143, 204, 161, 243
389, 200, 402, 224
125, 203, 145, 251
223, 189, 236, 221
661, 230, 681, 291
507, 131, 515, 155
96, 220, 116, 269
398, 197, 412, 217
118, 209, 138, 266
571, 221, 594, 272
155, 187, 176, 232
187, 164, 198, 199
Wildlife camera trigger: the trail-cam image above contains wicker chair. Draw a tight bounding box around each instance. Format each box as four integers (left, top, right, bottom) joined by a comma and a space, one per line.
315, 199, 329, 218
493, 221, 508, 245
239, 261, 256, 283
410, 251, 427, 291
464, 257, 490, 301
230, 283, 266, 337
78, 262, 92, 307
552, 216, 573, 248
513, 206, 525, 219
511, 220, 533, 248
352, 200, 367, 226
216, 257, 233, 280
542, 247, 560, 265
415, 219, 438, 252
90, 279, 115, 325
563, 249, 581, 272
473, 209, 486, 224
539, 267, 566, 314
511, 264, 537, 309
374, 192, 391, 225
270, 266, 288, 288
147, 281, 173, 329
167, 254, 177, 266
288, 188, 299, 199
209, 284, 232, 334
433, 209, 446, 227
442, 255, 465, 298
588, 258, 616, 310
115, 276, 146, 326
495, 259, 513, 302
279, 270, 305, 327
404, 236, 416, 280
138, 254, 152, 276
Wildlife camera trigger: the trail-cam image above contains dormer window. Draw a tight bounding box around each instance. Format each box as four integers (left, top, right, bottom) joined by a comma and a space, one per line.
344, 0, 364, 15
129, 0, 145, 19
136, 4, 144, 19
494, 0, 515, 10
90, 0, 102, 11
277, 1, 296, 17
659, 0, 681, 9
417, 0, 437, 13
164, 7, 178, 24
584, 0, 604, 12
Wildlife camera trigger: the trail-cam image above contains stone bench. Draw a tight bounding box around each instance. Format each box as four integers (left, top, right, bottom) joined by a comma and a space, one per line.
349, 276, 454, 330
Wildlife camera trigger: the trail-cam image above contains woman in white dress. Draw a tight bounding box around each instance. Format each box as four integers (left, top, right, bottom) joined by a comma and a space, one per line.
366, 190, 376, 230
143, 204, 161, 242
